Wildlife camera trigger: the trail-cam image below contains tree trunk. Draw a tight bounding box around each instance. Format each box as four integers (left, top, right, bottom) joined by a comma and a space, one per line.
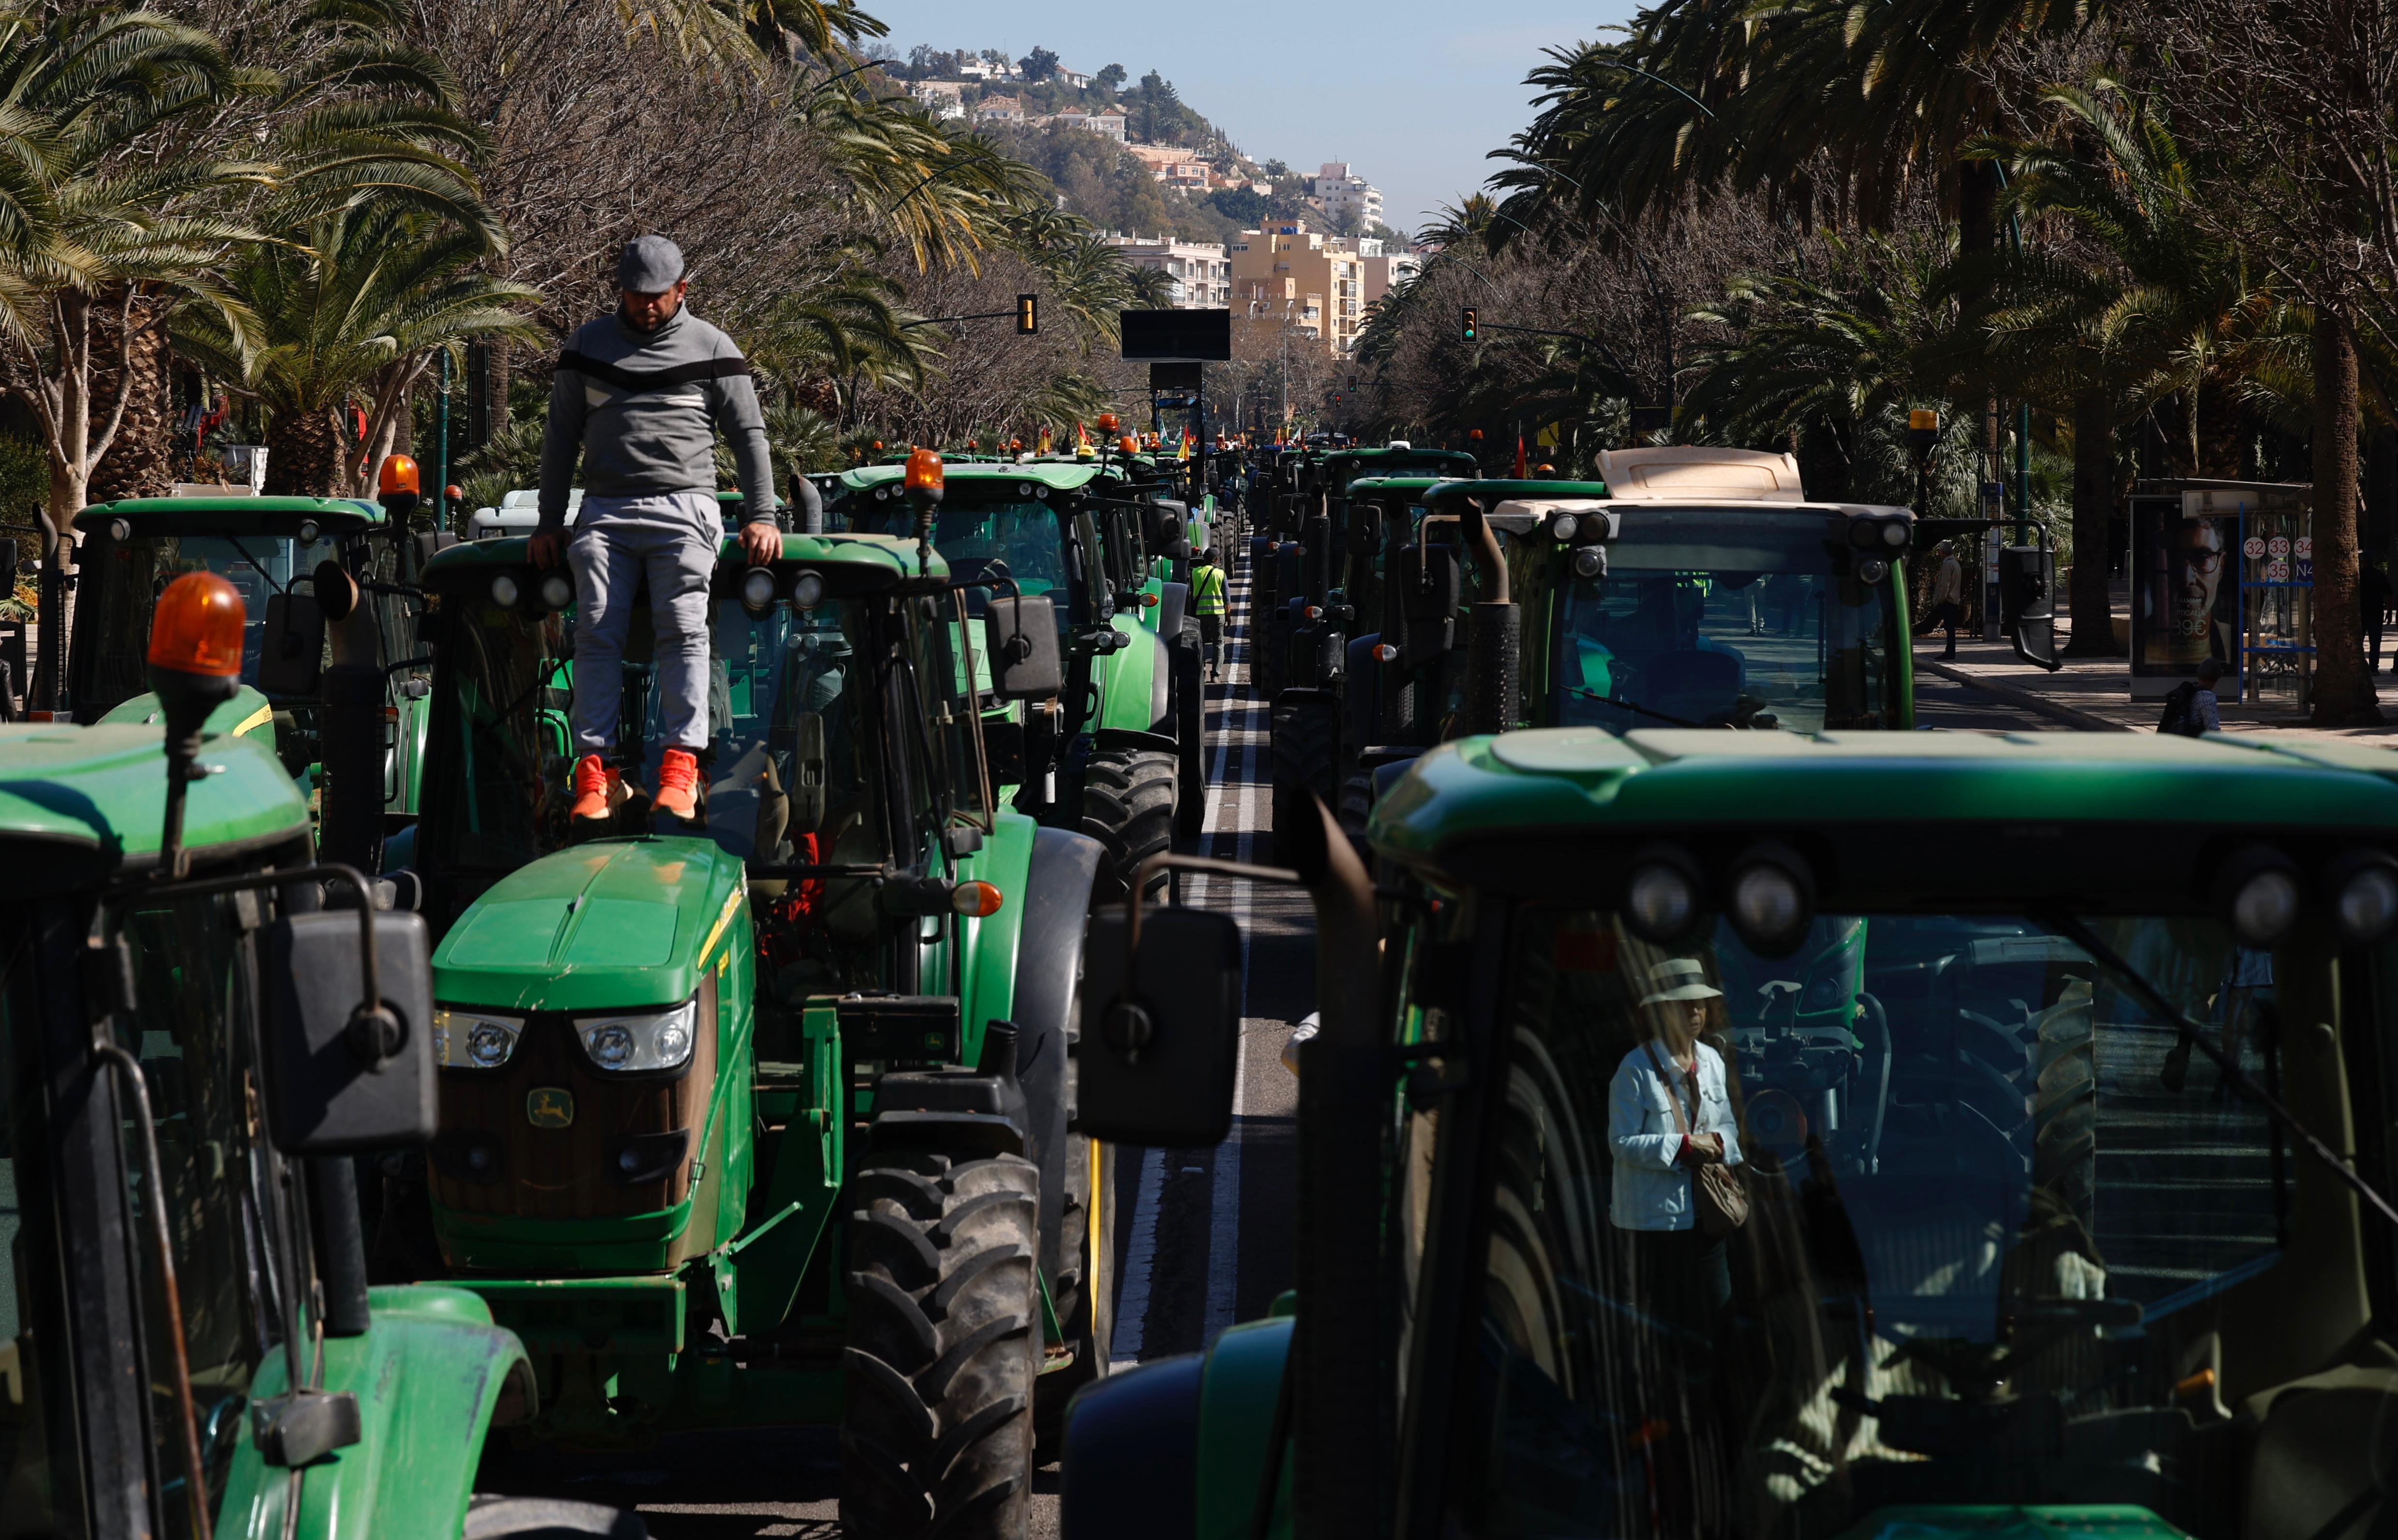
87, 292, 174, 505
2066, 387, 2119, 655
2311, 302, 2382, 723
264, 406, 343, 496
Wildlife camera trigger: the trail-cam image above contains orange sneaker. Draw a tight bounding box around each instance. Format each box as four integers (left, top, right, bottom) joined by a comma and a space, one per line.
569, 754, 615, 824
654, 748, 704, 825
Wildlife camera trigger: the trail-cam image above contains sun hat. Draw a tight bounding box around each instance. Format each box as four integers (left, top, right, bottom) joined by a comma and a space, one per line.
1638, 957, 1724, 1006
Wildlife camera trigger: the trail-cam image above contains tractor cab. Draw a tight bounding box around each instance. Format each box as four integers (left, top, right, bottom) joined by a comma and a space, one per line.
0, 571, 596, 1538
834, 457, 1211, 875
68, 496, 391, 755
1071, 727, 2398, 1540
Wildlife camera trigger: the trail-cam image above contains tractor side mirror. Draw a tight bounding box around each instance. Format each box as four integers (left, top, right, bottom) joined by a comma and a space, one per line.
1078, 905, 1243, 1146
1147, 503, 1191, 561
1347, 505, 1383, 557
254, 592, 325, 698
792, 713, 827, 833
983, 593, 1063, 700
1399, 543, 1461, 665
261, 910, 436, 1152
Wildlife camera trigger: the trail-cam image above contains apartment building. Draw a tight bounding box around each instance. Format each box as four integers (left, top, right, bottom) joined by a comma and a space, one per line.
1229, 221, 1365, 355
1363, 250, 1421, 308
1103, 235, 1231, 309
1313, 162, 1384, 232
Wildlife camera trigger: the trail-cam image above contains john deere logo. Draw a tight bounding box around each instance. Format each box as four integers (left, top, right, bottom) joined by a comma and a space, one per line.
525, 1088, 575, 1129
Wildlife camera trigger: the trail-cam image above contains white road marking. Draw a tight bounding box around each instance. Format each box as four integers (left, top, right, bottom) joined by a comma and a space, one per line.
1109, 1144, 1167, 1366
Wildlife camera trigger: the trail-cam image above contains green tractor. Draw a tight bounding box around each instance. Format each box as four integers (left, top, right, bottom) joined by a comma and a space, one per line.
833, 457, 1213, 874
1332, 451, 1950, 841
1068, 729, 2398, 1540
392, 519, 1115, 1534
66, 482, 450, 871
0, 576, 626, 1539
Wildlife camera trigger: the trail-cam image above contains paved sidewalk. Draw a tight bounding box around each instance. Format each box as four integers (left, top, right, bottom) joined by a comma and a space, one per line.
1917, 634, 2398, 742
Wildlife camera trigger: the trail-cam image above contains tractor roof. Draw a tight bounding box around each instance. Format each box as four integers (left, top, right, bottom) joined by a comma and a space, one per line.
1371, 727, 2398, 904
1322, 447, 1481, 483
1417, 478, 1914, 523
422, 530, 947, 583
75, 494, 384, 535
842, 461, 1104, 495
1346, 475, 1469, 496
0, 724, 306, 891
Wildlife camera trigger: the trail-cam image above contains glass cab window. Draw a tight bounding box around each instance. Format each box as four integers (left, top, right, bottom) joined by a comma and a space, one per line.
1449, 905, 2286, 1537
1551, 509, 1901, 733
849, 498, 1069, 622
72, 527, 343, 716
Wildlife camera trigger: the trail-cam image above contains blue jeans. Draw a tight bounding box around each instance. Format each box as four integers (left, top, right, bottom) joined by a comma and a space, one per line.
567, 493, 718, 758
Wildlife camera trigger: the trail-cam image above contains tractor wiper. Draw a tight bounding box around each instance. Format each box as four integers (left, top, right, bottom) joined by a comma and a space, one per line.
2040, 911, 2398, 1232
1566, 685, 1699, 728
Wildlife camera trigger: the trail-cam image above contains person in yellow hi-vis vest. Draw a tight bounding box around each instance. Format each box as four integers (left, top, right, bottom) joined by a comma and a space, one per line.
1191, 547, 1228, 682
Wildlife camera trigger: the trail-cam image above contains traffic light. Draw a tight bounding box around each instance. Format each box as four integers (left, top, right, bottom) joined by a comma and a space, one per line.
1017, 293, 1038, 335
1461, 306, 1477, 343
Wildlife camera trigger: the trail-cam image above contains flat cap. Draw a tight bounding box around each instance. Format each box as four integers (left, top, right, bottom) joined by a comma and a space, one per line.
618, 234, 686, 293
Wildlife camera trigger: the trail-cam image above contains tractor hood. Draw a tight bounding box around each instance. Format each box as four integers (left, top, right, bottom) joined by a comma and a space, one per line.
431, 836, 746, 1014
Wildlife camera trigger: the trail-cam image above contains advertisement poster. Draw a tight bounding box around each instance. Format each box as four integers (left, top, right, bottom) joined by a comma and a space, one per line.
2128, 493, 2241, 694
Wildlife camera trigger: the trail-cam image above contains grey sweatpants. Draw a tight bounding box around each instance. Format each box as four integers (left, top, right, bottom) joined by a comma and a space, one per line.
568, 491, 718, 757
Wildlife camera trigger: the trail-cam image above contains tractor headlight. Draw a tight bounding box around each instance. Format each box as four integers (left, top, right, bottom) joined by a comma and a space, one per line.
791, 571, 826, 610
1548, 512, 1580, 542
2329, 852, 2398, 946
490, 572, 521, 607
576, 999, 698, 1074
1623, 847, 1705, 945
740, 566, 779, 616
1573, 546, 1607, 580
538, 570, 574, 611
433, 1008, 523, 1069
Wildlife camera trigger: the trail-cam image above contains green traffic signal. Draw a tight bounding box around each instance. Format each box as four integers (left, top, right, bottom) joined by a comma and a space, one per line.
1461, 306, 1477, 342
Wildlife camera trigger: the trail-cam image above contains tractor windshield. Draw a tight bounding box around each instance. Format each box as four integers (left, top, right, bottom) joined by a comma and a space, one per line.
1551, 509, 1902, 732
848, 497, 1068, 617
1426, 904, 2299, 1536
70, 529, 330, 714
427, 593, 890, 875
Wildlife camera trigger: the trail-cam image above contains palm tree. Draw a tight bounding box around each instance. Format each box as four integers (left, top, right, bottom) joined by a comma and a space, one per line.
1973, 81, 2288, 654
177, 201, 541, 495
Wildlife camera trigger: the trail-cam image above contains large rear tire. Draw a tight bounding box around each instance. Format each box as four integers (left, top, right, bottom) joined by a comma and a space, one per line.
1270, 696, 1338, 867
1080, 747, 1175, 902
1337, 768, 1375, 854
840, 1149, 1042, 1540
465, 1497, 646, 1539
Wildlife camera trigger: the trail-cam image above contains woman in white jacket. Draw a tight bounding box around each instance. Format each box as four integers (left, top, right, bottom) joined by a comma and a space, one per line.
1608, 956, 1744, 1344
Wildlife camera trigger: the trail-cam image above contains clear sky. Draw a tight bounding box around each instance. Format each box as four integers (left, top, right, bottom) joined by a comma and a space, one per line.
876, 0, 1640, 238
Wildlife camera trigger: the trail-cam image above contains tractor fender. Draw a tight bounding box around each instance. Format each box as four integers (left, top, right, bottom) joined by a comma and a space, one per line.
212, 1285, 536, 1540
1013, 825, 1106, 1285
1095, 617, 1172, 736
1059, 1355, 1203, 1540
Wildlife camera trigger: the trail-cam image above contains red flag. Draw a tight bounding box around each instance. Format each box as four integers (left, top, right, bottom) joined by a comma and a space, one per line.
1514, 434, 1528, 478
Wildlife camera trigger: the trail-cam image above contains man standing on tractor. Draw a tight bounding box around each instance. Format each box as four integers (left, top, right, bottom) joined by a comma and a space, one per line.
1192, 543, 1228, 681
530, 234, 779, 829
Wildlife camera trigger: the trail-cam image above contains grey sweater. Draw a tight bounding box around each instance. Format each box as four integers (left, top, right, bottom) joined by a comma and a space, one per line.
537, 306, 776, 532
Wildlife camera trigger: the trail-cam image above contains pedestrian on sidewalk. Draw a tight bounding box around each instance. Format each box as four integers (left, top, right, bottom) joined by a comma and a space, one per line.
2158, 656, 2227, 736
2363, 551, 2390, 671
531, 234, 780, 832
1927, 540, 1965, 659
